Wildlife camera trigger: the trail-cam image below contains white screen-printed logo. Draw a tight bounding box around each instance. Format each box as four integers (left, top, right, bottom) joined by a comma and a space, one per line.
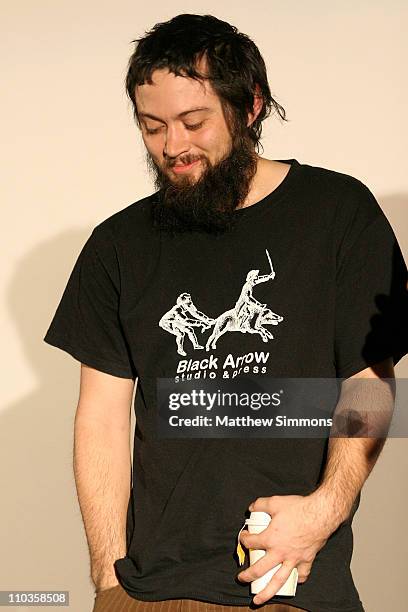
158, 249, 284, 356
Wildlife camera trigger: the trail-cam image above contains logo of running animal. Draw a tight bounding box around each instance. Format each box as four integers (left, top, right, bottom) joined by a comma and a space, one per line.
158, 250, 283, 356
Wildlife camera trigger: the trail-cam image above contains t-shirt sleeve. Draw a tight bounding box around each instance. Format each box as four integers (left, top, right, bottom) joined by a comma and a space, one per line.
334, 181, 408, 379
43, 225, 136, 379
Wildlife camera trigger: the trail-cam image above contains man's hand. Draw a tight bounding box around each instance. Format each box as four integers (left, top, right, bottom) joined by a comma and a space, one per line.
236, 493, 342, 605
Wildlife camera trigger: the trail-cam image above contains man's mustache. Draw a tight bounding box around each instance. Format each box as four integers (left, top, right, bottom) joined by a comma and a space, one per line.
166, 156, 203, 168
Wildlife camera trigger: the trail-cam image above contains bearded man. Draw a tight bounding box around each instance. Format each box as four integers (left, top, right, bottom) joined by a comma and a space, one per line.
44, 13, 408, 612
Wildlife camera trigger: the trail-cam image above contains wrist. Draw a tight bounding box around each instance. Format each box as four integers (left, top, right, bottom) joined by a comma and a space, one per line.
308, 486, 352, 532
94, 579, 119, 593
91, 565, 118, 588
93, 574, 119, 592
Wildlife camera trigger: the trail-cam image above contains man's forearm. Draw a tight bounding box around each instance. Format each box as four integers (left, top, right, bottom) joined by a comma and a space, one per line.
311, 375, 395, 530
312, 436, 386, 530
73, 416, 131, 588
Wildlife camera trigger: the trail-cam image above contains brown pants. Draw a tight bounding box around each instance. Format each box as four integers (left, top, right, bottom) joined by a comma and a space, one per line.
92, 585, 305, 612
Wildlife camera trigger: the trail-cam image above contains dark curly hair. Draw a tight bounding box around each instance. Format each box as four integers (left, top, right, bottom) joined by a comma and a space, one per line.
124, 13, 288, 153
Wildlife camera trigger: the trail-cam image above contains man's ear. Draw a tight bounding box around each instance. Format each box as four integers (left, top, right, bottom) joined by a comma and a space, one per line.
247, 83, 263, 127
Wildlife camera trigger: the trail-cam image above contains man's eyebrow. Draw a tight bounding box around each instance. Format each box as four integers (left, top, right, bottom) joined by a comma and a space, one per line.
138, 107, 213, 122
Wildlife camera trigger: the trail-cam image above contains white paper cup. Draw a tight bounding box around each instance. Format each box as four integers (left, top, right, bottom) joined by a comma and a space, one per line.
246, 511, 298, 596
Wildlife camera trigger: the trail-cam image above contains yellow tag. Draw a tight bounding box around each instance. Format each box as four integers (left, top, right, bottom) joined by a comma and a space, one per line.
236, 523, 247, 566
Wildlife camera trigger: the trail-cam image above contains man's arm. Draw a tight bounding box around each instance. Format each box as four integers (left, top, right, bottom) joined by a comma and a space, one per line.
312, 356, 396, 528
74, 364, 135, 592
237, 357, 396, 603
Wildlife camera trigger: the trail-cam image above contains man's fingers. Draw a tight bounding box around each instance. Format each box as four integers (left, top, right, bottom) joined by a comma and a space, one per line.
296, 561, 313, 583
238, 553, 313, 586
236, 552, 284, 583
252, 560, 297, 605
297, 573, 310, 584
239, 529, 266, 551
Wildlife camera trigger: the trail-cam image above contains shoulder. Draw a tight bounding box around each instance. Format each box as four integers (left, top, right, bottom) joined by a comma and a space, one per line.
296, 160, 392, 264
86, 191, 158, 248
94, 191, 157, 235
301, 160, 383, 224
74, 191, 158, 271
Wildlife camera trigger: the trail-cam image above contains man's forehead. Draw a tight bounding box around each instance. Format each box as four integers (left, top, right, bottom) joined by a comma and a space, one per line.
135, 67, 220, 118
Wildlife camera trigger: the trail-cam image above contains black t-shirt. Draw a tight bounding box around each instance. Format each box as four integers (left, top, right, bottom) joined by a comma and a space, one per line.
43, 159, 408, 612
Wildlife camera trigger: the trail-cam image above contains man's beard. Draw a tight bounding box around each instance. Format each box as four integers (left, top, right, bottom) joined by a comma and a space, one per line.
145, 130, 258, 235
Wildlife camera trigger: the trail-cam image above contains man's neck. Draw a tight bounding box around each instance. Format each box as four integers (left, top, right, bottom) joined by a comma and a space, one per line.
237, 157, 291, 210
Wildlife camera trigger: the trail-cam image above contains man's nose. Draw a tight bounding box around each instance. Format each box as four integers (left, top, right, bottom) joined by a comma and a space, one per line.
163, 124, 189, 160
